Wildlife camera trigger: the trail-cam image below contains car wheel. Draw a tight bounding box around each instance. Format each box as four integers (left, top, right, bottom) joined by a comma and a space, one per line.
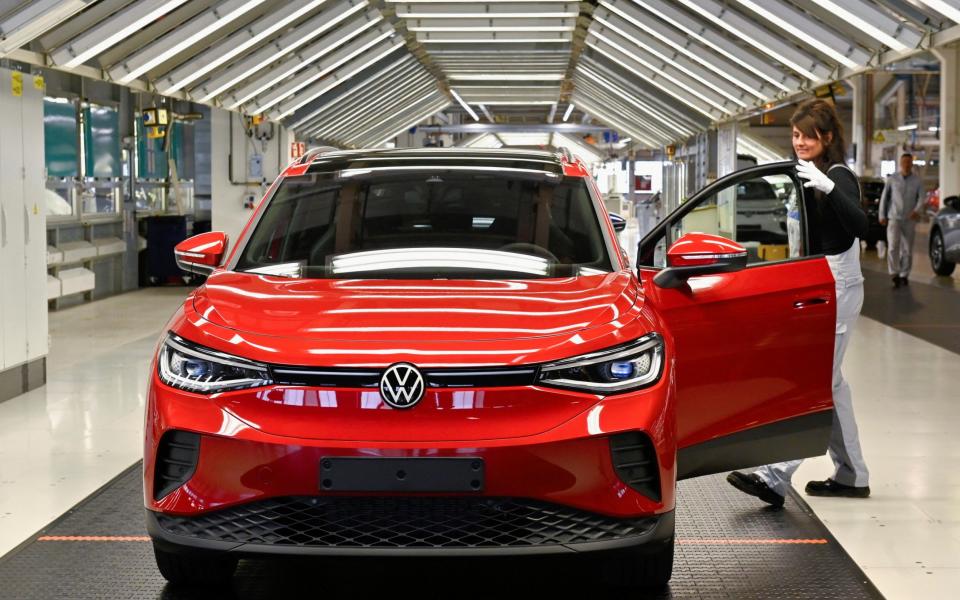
154, 545, 238, 586
595, 537, 674, 590
930, 230, 956, 276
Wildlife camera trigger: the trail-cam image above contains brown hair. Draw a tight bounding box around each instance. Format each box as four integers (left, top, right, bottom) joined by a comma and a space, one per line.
790, 99, 846, 168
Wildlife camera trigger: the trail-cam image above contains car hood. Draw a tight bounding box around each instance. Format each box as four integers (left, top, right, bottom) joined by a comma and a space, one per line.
192, 270, 639, 342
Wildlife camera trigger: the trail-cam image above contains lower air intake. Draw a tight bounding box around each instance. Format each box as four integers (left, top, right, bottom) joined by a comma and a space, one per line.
153, 430, 200, 500
610, 432, 661, 502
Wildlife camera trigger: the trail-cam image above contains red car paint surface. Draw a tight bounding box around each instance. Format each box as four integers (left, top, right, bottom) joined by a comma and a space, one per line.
146, 150, 836, 552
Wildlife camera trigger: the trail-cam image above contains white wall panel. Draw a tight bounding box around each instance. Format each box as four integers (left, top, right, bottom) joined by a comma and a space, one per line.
0, 68, 28, 369
21, 75, 48, 360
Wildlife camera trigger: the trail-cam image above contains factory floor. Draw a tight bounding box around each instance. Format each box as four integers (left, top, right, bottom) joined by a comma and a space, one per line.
1, 253, 958, 598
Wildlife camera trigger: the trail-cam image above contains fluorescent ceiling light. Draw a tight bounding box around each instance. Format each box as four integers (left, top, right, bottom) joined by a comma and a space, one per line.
929, 126, 940, 132
733, 0, 861, 68
56, 0, 190, 69
478, 103, 495, 122
447, 73, 565, 80
674, 0, 822, 81
116, 0, 267, 84
400, 11, 578, 18
162, 0, 330, 94
0, 0, 92, 57
450, 89, 480, 121
917, 0, 960, 24
898, 123, 918, 131
238, 26, 392, 111
562, 104, 574, 121
407, 26, 575, 32
808, 0, 912, 52
193, 2, 371, 101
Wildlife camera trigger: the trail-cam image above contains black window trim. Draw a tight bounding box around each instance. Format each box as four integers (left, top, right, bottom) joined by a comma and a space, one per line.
636, 160, 824, 272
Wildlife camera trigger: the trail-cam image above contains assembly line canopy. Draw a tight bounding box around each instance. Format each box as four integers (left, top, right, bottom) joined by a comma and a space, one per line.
0, 0, 958, 148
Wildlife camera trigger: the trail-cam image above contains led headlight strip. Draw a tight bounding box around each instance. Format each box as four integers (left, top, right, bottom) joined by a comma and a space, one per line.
158, 334, 272, 394
538, 333, 664, 394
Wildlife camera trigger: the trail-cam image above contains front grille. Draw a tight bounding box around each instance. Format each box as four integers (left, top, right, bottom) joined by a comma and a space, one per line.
269, 365, 538, 388
156, 497, 657, 549
154, 430, 200, 500
610, 432, 661, 502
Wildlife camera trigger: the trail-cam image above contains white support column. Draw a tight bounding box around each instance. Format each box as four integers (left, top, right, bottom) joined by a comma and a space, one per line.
850, 75, 867, 175
933, 43, 960, 198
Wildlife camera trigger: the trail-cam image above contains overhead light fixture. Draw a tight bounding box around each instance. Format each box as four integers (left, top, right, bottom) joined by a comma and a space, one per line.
673, 0, 822, 81
56, 0, 190, 69
733, 0, 862, 68
407, 25, 575, 33
898, 123, 918, 131
929, 126, 940, 132
807, 0, 911, 52
562, 104, 575, 122
161, 0, 331, 94
917, 0, 960, 25
0, 0, 92, 57
193, 2, 372, 101
447, 74, 565, 81
497, 132, 552, 146
450, 89, 480, 121
116, 0, 267, 84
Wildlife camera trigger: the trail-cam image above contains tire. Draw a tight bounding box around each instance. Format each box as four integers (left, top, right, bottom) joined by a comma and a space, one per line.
153, 545, 238, 586
596, 537, 674, 590
930, 229, 956, 276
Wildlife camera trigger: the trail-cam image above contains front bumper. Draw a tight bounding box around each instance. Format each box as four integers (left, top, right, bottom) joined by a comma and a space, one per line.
147, 498, 674, 557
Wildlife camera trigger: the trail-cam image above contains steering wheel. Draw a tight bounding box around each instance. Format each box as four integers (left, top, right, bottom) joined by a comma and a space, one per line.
497, 243, 559, 263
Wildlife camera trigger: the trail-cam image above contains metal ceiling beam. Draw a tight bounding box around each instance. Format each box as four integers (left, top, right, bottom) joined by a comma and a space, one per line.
49, 0, 190, 68
629, 0, 800, 92
340, 79, 442, 144
267, 37, 405, 118
35, 0, 132, 52
107, 0, 267, 84
404, 17, 577, 31
223, 17, 389, 110
316, 69, 436, 139
573, 78, 680, 142
568, 96, 664, 147
732, 0, 873, 68
585, 31, 728, 118
188, 0, 371, 102
153, 0, 332, 95
415, 30, 572, 42
675, 0, 833, 82
597, 0, 774, 100
355, 92, 449, 148
806, 0, 925, 52
578, 55, 710, 132
394, 3, 580, 19
0, 0, 98, 57
592, 9, 756, 107
295, 56, 422, 133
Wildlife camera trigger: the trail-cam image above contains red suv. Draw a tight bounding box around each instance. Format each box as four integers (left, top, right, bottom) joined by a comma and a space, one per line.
146, 149, 836, 588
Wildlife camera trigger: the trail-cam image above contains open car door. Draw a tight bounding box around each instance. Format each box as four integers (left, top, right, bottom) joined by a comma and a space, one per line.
637, 162, 837, 479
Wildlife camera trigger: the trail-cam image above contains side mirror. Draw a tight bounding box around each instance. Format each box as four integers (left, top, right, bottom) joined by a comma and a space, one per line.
652, 233, 747, 289
609, 213, 627, 232
174, 231, 228, 276
944, 195, 960, 211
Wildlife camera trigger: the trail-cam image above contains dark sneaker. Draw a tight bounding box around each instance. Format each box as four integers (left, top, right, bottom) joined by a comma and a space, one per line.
727, 471, 785, 507
900, 276, 909, 286
892, 275, 902, 288
805, 478, 870, 498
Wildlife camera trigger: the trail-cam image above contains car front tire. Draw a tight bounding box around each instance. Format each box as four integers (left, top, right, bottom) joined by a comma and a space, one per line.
930, 229, 956, 276
154, 545, 238, 586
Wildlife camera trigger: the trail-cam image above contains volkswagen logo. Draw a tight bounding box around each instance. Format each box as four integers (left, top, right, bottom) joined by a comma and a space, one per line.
379, 363, 425, 409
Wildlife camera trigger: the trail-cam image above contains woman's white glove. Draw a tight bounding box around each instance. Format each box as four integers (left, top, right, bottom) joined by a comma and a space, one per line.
796, 159, 835, 194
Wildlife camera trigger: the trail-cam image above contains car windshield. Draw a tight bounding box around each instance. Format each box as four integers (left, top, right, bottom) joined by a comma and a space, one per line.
235, 172, 614, 279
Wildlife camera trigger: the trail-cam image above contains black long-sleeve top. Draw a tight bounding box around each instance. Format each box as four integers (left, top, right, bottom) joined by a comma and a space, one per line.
803, 164, 869, 256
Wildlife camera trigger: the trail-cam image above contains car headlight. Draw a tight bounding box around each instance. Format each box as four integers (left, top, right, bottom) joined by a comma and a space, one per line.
158, 334, 272, 393
537, 333, 663, 394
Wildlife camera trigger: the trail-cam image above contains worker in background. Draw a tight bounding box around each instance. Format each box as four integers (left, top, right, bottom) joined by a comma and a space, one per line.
727, 99, 871, 507
879, 153, 924, 288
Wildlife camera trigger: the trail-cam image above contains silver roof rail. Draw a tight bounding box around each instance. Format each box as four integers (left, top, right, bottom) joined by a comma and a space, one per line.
294, 145, 340, 165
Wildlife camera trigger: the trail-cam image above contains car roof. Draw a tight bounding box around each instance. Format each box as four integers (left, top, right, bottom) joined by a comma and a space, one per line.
299, 147, 574, 177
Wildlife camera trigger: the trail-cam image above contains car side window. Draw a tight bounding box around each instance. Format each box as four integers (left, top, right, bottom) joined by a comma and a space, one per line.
639, 171, 805, 268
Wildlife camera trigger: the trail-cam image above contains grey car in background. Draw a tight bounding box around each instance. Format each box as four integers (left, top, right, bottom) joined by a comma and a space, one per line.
930, 195, 960, 276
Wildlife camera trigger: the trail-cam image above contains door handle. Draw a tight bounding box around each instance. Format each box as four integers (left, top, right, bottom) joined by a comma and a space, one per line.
793, 296, 829, 309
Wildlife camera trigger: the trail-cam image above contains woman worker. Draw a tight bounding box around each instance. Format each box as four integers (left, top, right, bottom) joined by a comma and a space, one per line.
727, 99, 871, 507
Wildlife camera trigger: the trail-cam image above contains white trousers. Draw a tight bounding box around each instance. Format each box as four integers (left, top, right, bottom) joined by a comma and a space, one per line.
886, 219, 916, 278
754, 241, 870, 496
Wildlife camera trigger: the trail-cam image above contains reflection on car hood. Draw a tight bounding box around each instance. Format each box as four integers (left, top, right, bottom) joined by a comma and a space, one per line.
192, 271, 639, 342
